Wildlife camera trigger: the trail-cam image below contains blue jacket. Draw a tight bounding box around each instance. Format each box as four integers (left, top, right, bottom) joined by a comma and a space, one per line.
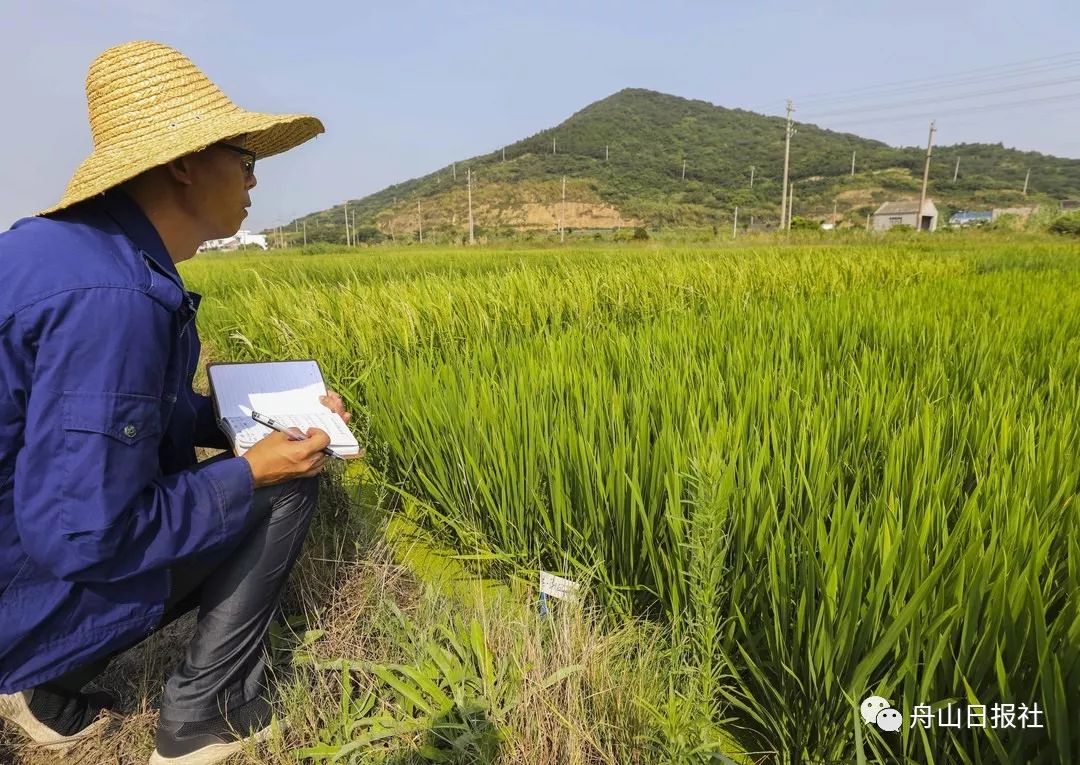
0, 189, 255, 693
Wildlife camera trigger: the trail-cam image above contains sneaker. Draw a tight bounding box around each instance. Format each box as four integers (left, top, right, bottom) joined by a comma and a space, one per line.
149, 696, 275, 765
0, 686, 112, 749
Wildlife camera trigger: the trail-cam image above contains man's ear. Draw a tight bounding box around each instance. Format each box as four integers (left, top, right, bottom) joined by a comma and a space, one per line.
163, 153, 199, 186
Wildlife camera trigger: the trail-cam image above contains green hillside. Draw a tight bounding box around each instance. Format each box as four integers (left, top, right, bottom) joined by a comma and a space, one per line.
277, 88, 1080, 243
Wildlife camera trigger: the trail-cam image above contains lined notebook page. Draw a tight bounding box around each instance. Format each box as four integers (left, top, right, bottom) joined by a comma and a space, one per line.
209, 361, 360, 454
222, 413, 355, 448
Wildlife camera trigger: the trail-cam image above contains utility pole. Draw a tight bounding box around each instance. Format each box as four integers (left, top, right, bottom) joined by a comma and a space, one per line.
344, 202, 350, 247
553, 137, 556, 154
351, 211, 356, 245
453, 163, 456, 181
302, 220, 307, 247
750, 165, 755, 188
605, 144, 609, 161
390, 218, 395, 243
780, 100, 794, 230
788, 182, 795, 231
953, 157, 960, 182
1023, 168, 1031, 196
732, 206, 738, 238
502, 147, 506, 162
417, 201, 423, 244
467, 168, 475, 245
560, 176, 566, 243
851, 150, 856, 176
682, 159, 687, 180
915, 120, 936, 233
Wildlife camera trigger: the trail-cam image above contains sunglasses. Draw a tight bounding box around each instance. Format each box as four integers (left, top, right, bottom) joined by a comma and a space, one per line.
217, 142, 257, 177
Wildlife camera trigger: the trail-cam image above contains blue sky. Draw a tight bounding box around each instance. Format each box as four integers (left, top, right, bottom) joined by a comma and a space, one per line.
3, 0, 1079, 232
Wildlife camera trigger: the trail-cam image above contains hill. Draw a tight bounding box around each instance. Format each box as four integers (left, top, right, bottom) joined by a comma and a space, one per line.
273, 88, 1080, 243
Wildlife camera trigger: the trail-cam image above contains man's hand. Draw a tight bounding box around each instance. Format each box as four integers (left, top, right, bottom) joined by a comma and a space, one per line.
242, 428, 330, 488
320, 388, 365, 459
319, 389, 352, 423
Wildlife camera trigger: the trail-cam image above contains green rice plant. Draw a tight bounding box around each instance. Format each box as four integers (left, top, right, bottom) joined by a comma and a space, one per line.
185, 238, 1080, 763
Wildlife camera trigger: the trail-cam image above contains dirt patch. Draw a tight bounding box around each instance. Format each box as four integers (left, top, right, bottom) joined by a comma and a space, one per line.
376, 183, 643, 234
836, 187, 883, 205
480, 201, 642, 229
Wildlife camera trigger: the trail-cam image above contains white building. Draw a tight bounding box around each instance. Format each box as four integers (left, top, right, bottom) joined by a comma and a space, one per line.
872, 199, 939, 232
197, 230, 268, 252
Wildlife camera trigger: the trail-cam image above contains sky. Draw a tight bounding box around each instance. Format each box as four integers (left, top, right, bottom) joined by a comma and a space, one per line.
2, 0, 1080, 233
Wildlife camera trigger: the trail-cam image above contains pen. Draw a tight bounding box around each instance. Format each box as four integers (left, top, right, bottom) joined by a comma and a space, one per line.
249, 410, 345, 460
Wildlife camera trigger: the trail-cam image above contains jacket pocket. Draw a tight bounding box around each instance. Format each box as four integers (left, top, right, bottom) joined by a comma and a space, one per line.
60, 391, 163, 533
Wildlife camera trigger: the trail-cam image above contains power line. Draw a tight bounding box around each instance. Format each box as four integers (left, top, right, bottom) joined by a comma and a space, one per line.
798, 57, 1080, 109
804, 90, 1080, 129
745, 50, 1080, 114
774, 50, 1080, 106
800, 74, 1080, 120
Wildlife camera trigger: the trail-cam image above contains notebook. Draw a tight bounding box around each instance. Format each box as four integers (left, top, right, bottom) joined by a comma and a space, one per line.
207, 360, 362, 458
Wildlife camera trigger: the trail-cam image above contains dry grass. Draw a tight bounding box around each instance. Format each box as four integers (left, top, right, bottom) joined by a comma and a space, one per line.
0, 616, 194, 764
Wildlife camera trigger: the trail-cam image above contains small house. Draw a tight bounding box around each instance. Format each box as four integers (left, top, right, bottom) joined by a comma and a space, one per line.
873, 199, 938, 232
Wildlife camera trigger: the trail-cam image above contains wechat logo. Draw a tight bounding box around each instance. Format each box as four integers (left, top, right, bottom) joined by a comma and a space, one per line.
861, 696, 903, 732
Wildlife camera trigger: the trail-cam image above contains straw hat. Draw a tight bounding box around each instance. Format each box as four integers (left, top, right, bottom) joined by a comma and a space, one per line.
38, 40, 324, 216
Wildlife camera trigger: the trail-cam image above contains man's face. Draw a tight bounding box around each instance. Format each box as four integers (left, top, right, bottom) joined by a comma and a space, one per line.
186, 136, 257, 239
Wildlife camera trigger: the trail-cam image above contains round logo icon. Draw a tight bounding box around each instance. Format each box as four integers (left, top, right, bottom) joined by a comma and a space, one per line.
876, 708, 903, 732
861, 696, 903, 733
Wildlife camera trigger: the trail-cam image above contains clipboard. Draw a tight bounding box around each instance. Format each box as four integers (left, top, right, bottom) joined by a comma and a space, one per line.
206, 359, 363, 459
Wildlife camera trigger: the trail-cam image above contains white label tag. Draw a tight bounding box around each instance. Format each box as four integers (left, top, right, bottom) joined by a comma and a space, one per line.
539, 571, 580, 603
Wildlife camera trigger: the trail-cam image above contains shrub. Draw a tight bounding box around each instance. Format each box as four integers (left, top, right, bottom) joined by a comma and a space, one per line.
1049, 211, 1080, 236
353, 225, 386, 244
987, 213, 1021, 232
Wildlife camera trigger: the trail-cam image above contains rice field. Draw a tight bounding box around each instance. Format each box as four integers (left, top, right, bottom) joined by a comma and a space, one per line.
183, 237, 1080, 764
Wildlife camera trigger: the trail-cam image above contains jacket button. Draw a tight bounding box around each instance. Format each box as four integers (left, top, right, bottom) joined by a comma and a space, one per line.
123, 424, 138, 438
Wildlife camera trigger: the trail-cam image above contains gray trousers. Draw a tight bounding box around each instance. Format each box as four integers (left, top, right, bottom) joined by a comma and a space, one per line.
51, 464, 319, 723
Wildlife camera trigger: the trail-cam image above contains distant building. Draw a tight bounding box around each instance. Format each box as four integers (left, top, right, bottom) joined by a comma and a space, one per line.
197, 230, 268, 252
949, 210, 993, 227
873, 199, 938, 232
991, 206, 1036, 221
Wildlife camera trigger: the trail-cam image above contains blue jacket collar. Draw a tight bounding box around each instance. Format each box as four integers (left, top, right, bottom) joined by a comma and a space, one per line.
99, 188, 182, 286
